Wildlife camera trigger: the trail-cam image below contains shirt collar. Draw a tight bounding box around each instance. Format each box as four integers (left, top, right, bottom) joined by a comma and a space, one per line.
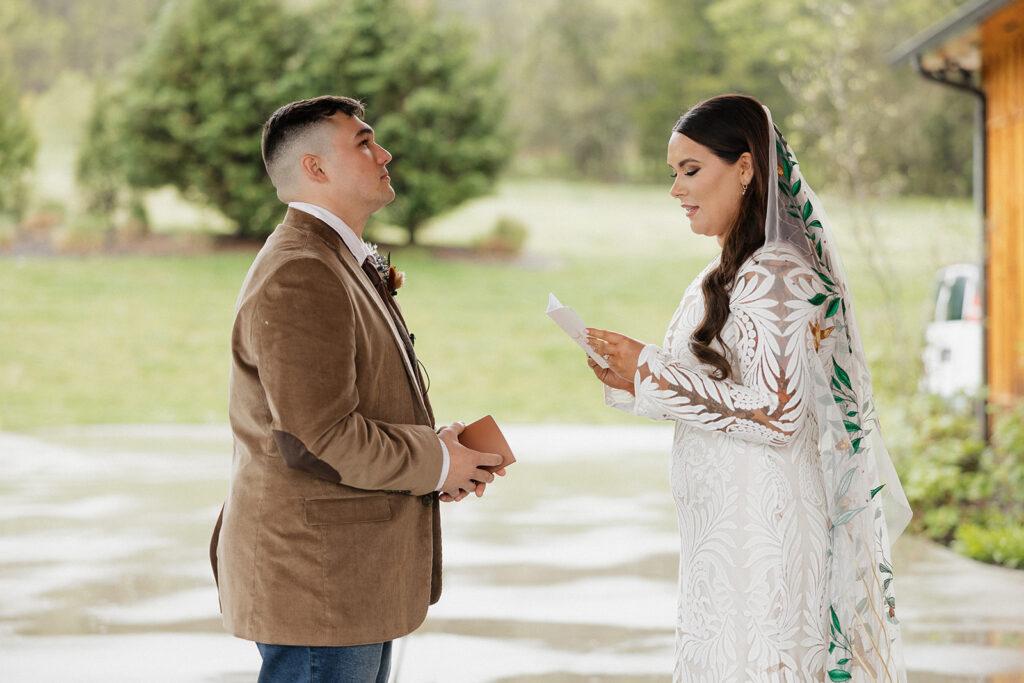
288, 202, 372, 263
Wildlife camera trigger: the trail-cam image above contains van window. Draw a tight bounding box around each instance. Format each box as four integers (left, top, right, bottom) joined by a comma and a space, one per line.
947, 276, 967, 321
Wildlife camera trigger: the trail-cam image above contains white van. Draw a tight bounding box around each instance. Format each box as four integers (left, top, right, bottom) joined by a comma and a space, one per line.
921, 263, 983, 398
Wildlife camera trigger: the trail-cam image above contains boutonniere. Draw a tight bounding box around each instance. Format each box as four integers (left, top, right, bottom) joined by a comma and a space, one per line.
364, 242, 405, 295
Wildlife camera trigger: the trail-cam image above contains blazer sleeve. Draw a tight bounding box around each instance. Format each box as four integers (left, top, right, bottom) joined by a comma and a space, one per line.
253, 256, 443, 494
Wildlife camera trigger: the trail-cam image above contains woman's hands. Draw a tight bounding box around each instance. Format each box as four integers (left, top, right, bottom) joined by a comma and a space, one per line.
586, 328, 645, 394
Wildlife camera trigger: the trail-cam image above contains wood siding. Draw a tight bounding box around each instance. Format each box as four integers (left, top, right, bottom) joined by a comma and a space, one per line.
983, 0, 1024, 404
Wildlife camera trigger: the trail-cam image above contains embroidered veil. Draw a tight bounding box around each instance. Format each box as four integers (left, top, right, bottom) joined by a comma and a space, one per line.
765, 105, 912, 682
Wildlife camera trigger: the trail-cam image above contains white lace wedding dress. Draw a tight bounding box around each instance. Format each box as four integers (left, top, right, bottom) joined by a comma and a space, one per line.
607, 245, 835, 682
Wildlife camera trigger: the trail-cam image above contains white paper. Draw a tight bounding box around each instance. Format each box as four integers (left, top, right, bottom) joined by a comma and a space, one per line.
546, 293, 610, 369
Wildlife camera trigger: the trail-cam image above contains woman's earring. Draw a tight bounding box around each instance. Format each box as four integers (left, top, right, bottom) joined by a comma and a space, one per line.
741, 182, 749, 196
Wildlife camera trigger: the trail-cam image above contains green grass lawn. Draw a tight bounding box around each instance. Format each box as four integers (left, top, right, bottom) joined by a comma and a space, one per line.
0, 179, 976, 430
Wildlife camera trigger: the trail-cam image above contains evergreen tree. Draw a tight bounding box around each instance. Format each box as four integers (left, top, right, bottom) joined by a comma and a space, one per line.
303, 0, 510, 243
110, 0, 305, 236
76, 83, 124, 219
0, 68, 37, 219
99, 0, 509, 241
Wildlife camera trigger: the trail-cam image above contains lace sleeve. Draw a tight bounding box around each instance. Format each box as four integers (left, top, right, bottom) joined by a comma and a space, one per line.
604, 384, 638, 414
632, 253, 823, 446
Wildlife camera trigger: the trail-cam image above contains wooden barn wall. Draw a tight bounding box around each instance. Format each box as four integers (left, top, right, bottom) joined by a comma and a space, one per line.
983, 0, 1024, 404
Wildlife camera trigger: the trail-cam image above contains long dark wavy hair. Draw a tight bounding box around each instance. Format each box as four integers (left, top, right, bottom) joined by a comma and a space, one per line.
674, 94, 771, 381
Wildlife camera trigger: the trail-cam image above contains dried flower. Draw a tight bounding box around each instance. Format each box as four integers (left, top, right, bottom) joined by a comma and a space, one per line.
364, 241, 405, 295
387, 265, 404, 292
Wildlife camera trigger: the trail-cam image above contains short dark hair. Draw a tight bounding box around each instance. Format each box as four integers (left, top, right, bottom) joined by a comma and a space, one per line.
261, 95, 365, 173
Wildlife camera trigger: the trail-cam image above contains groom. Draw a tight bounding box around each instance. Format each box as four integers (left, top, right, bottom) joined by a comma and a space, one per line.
210, 95, 502, 682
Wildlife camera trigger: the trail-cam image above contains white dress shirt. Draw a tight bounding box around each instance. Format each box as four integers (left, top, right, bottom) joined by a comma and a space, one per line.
288, 202, 450, 492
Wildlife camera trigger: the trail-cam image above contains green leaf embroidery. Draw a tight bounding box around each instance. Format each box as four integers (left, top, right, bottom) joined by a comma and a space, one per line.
809, 219, 823, 228
833, 506, 865, 526
818, 271, 835, 287
809, 293, 828, 306
830, 606, 841, 634
870, 484, 885, 499
837, 467, 856, 497
802, 200, 813, 221
879, 563, 892, 575
829, 669, 853, 681
792, 179, 802, 195
852, 436, 863, 453
816, 241, 823, 257
829, 642, 836, 654
837, 658, 851, 666
843, 420, 860, 432
826, 297, 841, 318
833, 359, 852, 390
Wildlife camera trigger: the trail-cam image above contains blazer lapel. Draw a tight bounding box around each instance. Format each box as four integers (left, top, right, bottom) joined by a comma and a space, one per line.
281, 209, 431, 421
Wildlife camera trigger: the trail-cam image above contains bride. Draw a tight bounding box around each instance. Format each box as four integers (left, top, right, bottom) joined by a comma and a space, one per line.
586, 94, 911, 682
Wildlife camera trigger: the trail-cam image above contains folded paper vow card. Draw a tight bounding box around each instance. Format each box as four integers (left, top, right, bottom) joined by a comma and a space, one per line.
546, 293, 610, 369
458, 415, 516, 474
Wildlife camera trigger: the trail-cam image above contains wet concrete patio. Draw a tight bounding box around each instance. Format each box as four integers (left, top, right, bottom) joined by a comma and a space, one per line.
0, 424, 1022, 682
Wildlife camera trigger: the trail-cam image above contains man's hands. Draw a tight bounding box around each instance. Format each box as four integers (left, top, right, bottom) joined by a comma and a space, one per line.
437, 422, 506, 503
586, 328, 643, 394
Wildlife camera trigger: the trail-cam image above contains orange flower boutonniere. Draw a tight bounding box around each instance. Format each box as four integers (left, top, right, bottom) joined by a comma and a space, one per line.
366, 242, 405, 296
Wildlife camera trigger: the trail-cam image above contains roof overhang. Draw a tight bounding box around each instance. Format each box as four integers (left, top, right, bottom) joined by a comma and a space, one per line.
888, 0, 1014, 69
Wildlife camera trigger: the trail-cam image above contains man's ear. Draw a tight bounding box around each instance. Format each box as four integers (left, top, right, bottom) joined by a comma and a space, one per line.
300, 154, 328, 183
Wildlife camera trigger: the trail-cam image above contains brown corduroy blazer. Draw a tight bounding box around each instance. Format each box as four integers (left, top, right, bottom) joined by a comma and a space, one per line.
211, 207, 444, 647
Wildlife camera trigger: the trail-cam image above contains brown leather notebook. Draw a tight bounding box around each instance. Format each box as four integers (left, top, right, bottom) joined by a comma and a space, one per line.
458, 415, 516, 474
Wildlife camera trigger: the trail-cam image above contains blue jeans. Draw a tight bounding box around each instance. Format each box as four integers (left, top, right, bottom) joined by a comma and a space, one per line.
256, 641, 392, 683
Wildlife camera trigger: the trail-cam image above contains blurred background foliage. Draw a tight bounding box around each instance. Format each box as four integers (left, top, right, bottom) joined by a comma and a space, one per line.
892, 396, 1024, 568
0, 0, 973, 241
76, 0, 510, 241
2, 0, 1020, 568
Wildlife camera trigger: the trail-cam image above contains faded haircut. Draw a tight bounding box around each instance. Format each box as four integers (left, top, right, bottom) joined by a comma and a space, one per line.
261, 95, 366, 188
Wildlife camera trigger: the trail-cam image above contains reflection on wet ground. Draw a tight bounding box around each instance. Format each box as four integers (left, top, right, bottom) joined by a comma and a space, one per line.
1, 425, 1023, 682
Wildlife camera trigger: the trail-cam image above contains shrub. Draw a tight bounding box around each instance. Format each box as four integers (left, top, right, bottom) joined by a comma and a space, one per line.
474, 215, 528, 254
894, 394, 1024, 568
954, 524, 1024, 569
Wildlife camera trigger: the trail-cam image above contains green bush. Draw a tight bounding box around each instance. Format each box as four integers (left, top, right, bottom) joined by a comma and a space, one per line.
894, 395, 1024, 567
474, 215, 528, 254
955, 524, 1024, 569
